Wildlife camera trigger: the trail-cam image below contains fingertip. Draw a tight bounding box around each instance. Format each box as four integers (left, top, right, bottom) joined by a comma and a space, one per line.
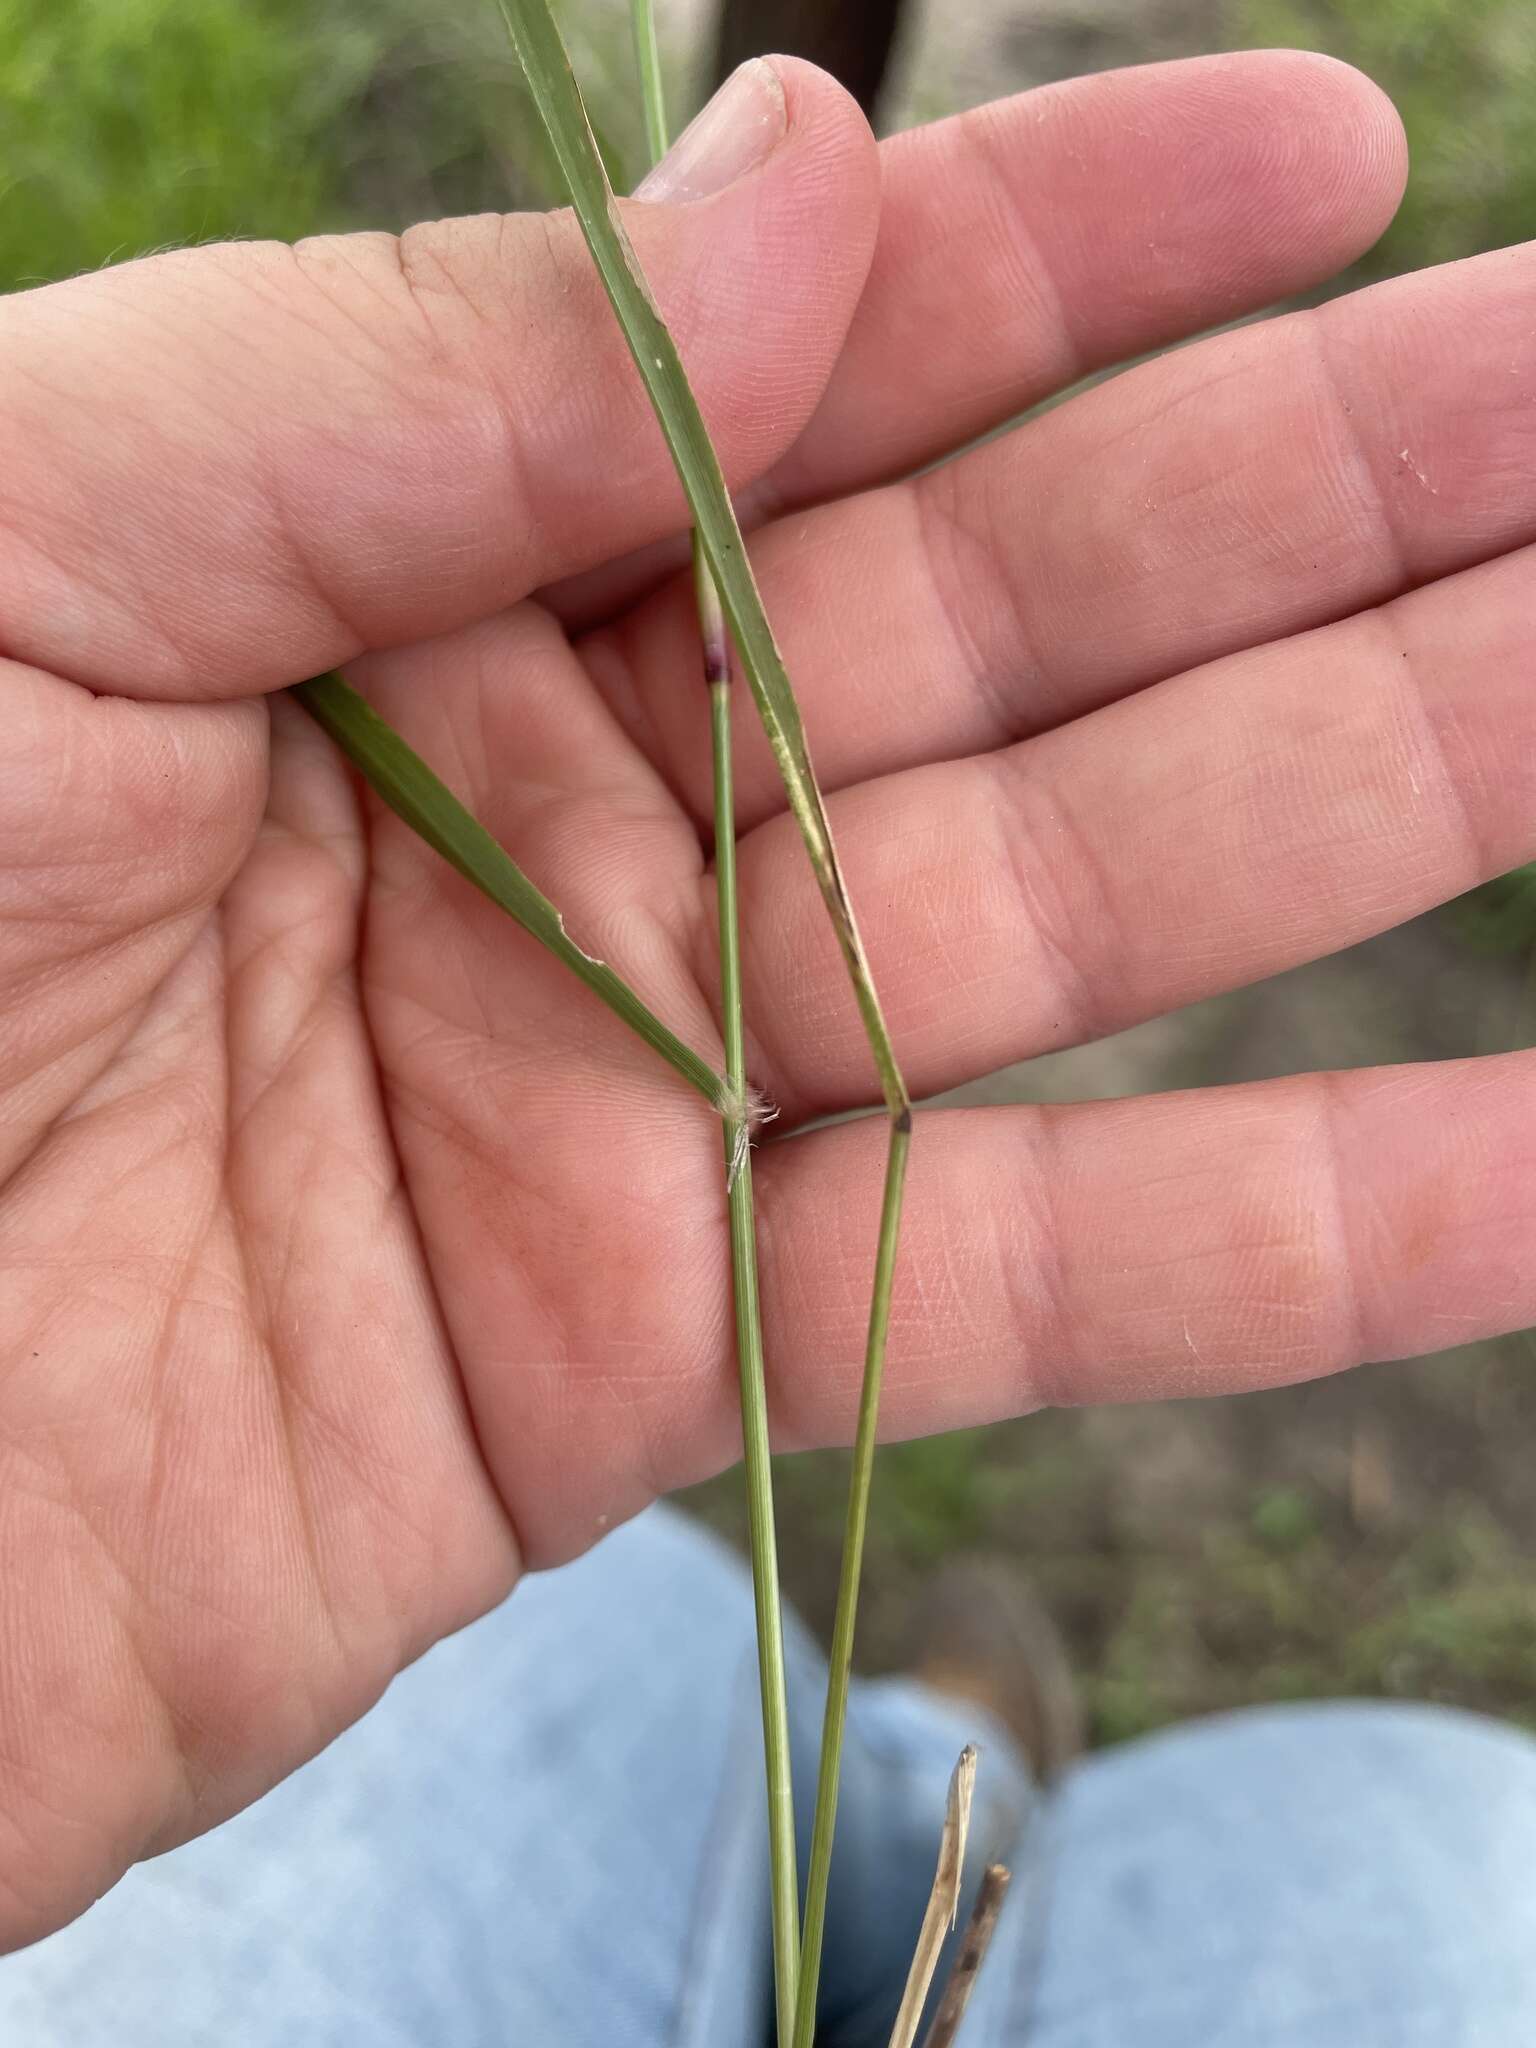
758, 51, 883, 216
1249, 44, 1407, 152
1224, 47, 1409, 260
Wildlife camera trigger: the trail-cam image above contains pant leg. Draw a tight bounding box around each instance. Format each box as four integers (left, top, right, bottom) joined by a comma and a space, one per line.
17, 1506, 1519, 2048
0, 1502, 1026, 2048
960, 1700, 1536, 2048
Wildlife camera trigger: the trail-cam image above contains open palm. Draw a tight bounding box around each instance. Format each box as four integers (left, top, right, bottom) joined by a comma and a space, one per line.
5, 52, 1534, 1951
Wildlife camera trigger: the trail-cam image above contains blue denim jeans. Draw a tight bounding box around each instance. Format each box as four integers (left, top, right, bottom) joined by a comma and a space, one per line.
6, 1503, 1534, 2044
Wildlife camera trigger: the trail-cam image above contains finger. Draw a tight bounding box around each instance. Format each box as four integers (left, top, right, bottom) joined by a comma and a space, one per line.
0, 59, 877, 701
0, 664, 265, 1179
747, 1053, 1536, 1452
763, 48, 1406, 509
550, 49, 1404, 627
593, 239, 1536, 829
726, 542, 1536, 1116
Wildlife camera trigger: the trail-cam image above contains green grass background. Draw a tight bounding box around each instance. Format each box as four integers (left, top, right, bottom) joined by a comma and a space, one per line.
3, 0, 1531, 1743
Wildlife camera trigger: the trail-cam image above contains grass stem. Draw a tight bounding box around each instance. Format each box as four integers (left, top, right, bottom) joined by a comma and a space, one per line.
628, 17, 800, 2035
711, 655, 801, 2048
628, 0, 667, 166
792, 1111, 911, 2048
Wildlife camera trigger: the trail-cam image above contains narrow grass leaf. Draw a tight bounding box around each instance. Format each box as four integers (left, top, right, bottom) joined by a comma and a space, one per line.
293, 670, 725, 1108
494, 0, 907, 1118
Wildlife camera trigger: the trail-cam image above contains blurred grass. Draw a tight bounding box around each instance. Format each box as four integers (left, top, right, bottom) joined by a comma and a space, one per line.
0, 0, 660, 293
1235, 0, 1536, 278
2, 0, 1530, 1742
0, 0, 382, 283
685, 1341, 1536, 1746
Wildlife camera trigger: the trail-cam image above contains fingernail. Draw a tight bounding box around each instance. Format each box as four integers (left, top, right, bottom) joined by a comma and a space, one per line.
635, 59, 787, 203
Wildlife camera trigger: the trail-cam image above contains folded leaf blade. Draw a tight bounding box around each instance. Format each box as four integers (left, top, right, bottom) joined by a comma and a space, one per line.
494, 0, 906, 1117
294, 670, 724, 1108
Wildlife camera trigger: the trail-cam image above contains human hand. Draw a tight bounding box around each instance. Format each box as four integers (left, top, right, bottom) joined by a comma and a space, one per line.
5, 50, 1526, 1950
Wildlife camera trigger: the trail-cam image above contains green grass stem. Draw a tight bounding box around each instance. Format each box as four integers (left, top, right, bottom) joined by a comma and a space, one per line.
792, 1110, 911, 2048
628, 0, 667, 167
711, 664, 802, 2047
626, 12, 801, 2033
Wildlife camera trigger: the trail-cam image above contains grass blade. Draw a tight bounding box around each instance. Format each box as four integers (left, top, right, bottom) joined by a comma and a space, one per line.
625, 22, 801, 2037
888, 1747, 978, 2048
293, 670, 726, 1109
494, 0, 907, 1119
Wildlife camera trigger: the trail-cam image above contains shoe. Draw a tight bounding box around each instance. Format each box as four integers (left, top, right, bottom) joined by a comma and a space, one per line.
902, 1557, 1084, 1782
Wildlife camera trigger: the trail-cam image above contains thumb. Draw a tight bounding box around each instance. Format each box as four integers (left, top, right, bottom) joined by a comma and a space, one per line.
0, 58, 878, 700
